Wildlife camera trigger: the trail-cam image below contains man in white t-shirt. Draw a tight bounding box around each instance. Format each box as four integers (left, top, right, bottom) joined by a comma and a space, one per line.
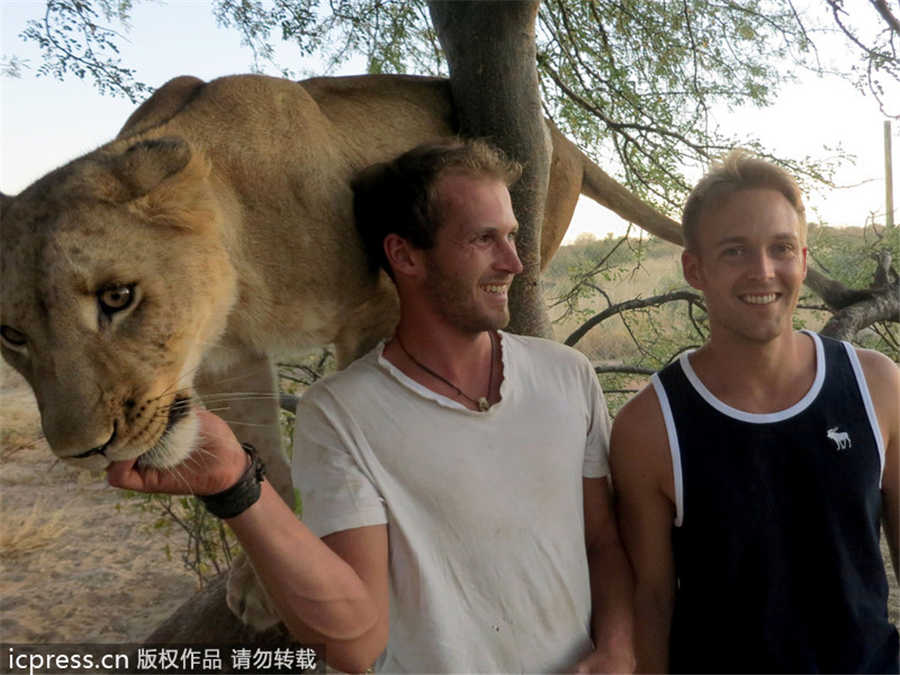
108, 139, 635, 673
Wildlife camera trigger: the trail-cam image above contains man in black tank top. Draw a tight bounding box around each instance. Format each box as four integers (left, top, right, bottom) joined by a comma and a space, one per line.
610, 151, 899, 673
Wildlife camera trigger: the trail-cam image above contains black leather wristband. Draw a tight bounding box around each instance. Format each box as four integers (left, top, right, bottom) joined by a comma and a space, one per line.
198, 442, 267, 519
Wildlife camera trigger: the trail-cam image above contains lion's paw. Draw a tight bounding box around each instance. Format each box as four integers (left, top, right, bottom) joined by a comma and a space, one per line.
226, 554, 281, 631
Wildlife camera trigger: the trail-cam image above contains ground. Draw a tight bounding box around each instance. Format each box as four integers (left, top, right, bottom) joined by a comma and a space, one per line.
0, 362, 196, 644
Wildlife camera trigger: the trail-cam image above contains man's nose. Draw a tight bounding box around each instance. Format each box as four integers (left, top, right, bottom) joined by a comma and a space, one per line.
747, 249, 775, 279
499, 237, 524, 274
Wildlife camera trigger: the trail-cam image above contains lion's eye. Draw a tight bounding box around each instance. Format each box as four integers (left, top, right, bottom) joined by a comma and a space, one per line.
0, 325, 27, 347
98, 285, 136, 314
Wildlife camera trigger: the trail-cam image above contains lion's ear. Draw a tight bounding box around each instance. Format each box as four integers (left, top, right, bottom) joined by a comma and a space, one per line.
105, 137, 192, 203
0, 191, 10, 220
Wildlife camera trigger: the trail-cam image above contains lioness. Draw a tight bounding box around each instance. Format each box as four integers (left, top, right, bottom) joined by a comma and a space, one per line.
0, 73, 651, 626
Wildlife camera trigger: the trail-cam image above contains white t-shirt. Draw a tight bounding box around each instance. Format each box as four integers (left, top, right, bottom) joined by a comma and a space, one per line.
291, 332, 611, 673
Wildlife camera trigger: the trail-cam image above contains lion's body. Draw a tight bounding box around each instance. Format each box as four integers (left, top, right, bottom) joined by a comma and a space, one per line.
0, 73, 603, 508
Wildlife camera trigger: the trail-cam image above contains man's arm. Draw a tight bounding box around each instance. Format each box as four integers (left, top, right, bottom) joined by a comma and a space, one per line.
227, 484, 389, 672
107, 410, 389, 673
609, 387, 677, 674
572, 476, 636, 674
856, 348, 900, 584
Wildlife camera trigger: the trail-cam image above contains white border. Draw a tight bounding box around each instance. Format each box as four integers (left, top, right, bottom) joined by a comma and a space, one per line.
652, 374, 685, 527
679, 330, 825, 424
843, 342, 886, 486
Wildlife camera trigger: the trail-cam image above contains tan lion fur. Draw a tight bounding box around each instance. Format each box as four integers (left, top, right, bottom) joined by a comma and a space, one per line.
1, 73, 629, 509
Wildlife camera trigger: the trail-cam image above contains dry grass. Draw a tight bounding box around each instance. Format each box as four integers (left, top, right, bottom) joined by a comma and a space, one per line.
0, 366, 42, 462
548, 248, 686, 358
0, 432, 38, 462
0, 499, 68, 558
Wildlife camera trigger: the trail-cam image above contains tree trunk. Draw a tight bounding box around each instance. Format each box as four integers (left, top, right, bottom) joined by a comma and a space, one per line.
428, 0, 553, 338
805, 266, 900, 341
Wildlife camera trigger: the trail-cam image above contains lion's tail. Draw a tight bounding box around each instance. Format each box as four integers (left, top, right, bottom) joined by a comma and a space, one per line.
551, 122, 684, 247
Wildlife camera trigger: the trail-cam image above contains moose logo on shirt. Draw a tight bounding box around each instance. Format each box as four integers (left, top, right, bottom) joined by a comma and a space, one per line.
826, 426, 852, 451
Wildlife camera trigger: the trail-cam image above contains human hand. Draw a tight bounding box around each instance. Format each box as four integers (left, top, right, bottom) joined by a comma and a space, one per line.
571, 646, 636, 674
106, 410, 247, 496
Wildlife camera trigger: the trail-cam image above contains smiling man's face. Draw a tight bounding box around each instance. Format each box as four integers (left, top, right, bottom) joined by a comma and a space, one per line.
418, 172, 524, 335
682, 187, 808, 346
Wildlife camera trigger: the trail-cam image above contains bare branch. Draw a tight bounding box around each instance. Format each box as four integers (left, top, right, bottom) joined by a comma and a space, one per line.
593, 365, 656, 375
564, 289, 704, 347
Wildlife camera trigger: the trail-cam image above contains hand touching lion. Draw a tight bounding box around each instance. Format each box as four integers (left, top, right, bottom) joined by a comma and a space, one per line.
0, 73, 652, 629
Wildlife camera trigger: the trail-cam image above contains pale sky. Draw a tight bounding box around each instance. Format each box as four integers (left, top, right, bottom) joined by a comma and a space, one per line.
1, 1, 896, 242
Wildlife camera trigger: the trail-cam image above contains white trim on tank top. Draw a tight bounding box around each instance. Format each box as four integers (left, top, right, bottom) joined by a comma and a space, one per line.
653, 329, 824, 527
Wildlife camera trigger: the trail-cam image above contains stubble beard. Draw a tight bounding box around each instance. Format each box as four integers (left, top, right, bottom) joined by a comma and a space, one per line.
423, 267, 510, 334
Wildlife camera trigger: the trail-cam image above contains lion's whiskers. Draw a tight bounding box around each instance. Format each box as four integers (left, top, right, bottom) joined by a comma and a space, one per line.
209, 419, 277, 429
163, 463, 195, 496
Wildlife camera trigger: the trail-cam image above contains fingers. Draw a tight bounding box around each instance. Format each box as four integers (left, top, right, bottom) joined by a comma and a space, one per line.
106, 457, 172, 493
105, 410, 245, 496
106, 458, 141, 490
195, 409, 239, 447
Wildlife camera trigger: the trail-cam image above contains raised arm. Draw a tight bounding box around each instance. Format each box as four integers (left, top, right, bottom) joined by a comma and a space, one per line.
107, 410, 389, 673
609, 387, 677, 673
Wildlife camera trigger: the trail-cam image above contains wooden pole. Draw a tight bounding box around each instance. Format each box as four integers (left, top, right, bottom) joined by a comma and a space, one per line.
885, 120, 894, 228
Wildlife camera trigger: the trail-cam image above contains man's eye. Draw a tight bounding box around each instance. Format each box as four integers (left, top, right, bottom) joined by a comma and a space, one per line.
772, 244, 794, 257
722, 247, 743, 257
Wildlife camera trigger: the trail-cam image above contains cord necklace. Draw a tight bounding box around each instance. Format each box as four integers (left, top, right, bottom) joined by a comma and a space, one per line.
394, 330, 496, 412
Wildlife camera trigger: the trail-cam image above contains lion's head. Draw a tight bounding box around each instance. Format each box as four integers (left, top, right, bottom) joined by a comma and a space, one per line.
1, 137, 237, 471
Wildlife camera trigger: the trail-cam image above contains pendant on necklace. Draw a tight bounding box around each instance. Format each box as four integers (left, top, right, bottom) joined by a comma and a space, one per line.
477, 396, 490, 412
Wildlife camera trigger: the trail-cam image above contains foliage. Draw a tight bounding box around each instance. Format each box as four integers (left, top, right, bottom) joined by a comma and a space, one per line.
546, 233, 706, 414
537, 0, 832, 210
806, 222, 900, 359
15, 0, 152, 102
6, 0, 895, 209
278, 346, 335, 461
824, 0, 900, 117
548, 224, 899, 415
121, 491, 238, 587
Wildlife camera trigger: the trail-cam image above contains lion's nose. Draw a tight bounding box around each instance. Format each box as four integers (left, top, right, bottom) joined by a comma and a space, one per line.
71, 423, 117, 459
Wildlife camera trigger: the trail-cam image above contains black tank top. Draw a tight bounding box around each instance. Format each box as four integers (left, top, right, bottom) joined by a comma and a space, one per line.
653, 331, 898, 673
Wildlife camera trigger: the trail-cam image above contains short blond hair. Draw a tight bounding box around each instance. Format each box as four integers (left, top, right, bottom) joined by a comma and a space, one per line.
682, 150, 806, 251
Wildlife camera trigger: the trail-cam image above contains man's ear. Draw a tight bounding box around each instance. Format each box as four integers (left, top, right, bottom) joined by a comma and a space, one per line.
384, 233, 424, 280
801, 246, 808, 281
682, 249, 705, 291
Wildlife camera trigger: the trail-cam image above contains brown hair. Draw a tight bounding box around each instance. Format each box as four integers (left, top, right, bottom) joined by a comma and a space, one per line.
351, 138, 522, 278
682, 149, 806, 251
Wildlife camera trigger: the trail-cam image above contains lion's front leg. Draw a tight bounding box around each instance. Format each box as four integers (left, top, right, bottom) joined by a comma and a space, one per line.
225, 550, 281, 631
195, 352, 294, 507
195, 352, 291, 631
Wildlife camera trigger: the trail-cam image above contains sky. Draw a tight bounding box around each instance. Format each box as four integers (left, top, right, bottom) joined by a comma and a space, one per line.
1, 1, 897, 243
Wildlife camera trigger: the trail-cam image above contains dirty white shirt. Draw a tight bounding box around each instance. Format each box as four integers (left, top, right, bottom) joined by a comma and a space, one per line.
291, 331, 611, 673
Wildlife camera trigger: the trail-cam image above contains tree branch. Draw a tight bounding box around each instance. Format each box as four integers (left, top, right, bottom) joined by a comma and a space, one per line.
804, 267, 876, 309
564, 290, 704, 347
819, 276, 900, 340
593, 365, 656, 375
869, 0, 900, 36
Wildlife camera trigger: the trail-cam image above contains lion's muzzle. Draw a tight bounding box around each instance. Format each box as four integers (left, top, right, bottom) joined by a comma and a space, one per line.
72, 422, 117, 460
